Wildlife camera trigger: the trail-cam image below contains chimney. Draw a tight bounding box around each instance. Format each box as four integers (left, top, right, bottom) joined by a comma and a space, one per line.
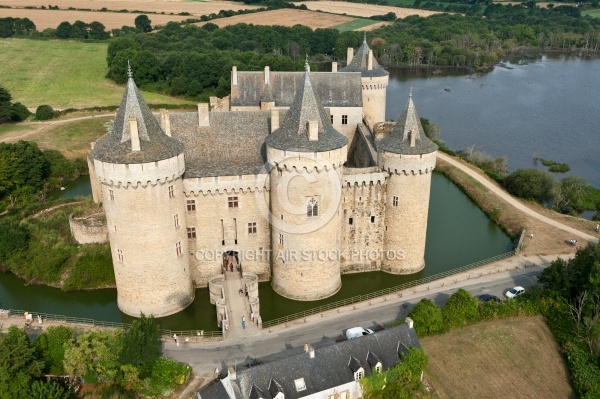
409, 129, 416, 148
129, 117, 140, 152
270, 108, 279, 133
405, 316, 414, 329
347, 47, 354, 65
264, 66, 270, 84
307, 120, 318, 141
232, 66, 238, 86
331, 61, 337, 73
198, 103, 209, 127
304, 343, 315, 358
368, 49, 373, 70
227, 365, 236, 381
160, 109, 171, 137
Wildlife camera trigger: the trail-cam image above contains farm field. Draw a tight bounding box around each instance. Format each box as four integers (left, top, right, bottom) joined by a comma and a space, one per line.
0, 39, 193, 109
421, 316, 573, 399
0, 8, 190, 30
0, 0, 259, 16
332, 18, 387, 32
293, 1, 442, 18
197, 9, 355, 29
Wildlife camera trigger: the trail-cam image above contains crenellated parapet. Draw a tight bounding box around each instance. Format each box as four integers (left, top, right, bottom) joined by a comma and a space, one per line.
266, 147, 347, 173
343, 167, 387, 187
93, 153, 185, 188
377, 151, 437, 176
183, 173, 269, 196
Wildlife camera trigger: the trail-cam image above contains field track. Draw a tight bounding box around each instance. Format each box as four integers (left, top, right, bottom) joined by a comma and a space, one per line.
294, 1, 442, 18
0, 0, 259, 16
197, 9, 354, 29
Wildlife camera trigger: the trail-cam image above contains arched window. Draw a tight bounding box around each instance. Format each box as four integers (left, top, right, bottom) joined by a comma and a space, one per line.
307, 197, 319, 217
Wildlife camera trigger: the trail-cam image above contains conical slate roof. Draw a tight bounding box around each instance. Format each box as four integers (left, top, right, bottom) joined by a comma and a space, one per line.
265, 63, 348, 152
377, 92, 438, 155
91, 72, 183, 164
340, 34, 388, 78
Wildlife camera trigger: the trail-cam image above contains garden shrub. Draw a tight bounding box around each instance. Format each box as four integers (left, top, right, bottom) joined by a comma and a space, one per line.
35, 104, 55, 120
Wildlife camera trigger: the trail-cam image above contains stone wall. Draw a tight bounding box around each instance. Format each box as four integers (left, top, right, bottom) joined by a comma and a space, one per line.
69, 213, 108, 244
361, 75, 388, 127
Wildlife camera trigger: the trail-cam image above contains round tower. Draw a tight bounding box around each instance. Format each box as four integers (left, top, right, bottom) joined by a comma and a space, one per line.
340, 34, 389, 126
265, 63, 348, 301
90, 70, 194, 317
377, 92, 437, 274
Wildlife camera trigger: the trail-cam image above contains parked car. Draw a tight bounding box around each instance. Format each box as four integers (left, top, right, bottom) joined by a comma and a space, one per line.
505, 286, 525, 298
345, 327, 374, 340
478, 294, 501, 303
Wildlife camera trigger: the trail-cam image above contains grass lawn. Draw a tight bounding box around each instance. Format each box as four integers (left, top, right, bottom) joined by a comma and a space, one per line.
421, 316, 573, 399
0, 39, 193, 109
0, 124, 32, 136
583, 9, 600, 17
333, 18, 380, 32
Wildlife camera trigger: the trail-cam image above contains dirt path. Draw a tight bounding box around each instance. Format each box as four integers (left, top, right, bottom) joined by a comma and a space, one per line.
438, 152, 599, 244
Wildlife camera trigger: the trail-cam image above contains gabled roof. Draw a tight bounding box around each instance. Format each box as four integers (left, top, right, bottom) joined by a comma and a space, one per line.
269, 379, 284, 397
377, 92, 438, 155
366, 351, 382, 368
348, 356, 363, 373
91, 74, 183, 164
265, 64, 348, 153
231, 71, 362, 108
197, 324, 420, 399
340, 35, 388, 78
249, 384, 267, 399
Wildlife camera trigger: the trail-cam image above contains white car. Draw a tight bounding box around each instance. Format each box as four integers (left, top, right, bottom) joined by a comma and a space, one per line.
505, 286, 525, 298
345, 327, 374, 340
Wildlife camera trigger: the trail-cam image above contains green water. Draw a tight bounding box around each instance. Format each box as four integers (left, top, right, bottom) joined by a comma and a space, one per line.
1, 172, 511, 330
258, 172, 513, 321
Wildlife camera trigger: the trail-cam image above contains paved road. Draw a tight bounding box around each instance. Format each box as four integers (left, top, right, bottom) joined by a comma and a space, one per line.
164, 255, 563, 377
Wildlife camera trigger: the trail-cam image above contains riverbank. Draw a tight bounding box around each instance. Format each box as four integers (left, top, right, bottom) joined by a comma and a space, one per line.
436, 153, 600, 256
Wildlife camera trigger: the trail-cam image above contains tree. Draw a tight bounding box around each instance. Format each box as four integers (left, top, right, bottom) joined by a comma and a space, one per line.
64, 330, 122, 384
10, 102, 31, 122
134, 15, 152, 33
28, 379, 69, 399
555, 175, 589, 210
33, 326, 74, 374
35, 104, 54, 120
120, 314, 162, 378
88, 21, 109, 40
0, 86, 12, 123
504, 168, 555, 203
0, 218, 29, 262
55, 21, 71, 39
407, 298, 444, 336
0, 326, 43, 398
442, 288, 480, 329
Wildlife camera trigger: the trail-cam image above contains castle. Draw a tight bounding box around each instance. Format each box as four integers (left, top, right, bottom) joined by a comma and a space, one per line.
87, 37, 438, 318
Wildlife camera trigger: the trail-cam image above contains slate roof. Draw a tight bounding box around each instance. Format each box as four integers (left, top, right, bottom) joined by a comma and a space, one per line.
377, 93, 438, 155
265, 65, 348, 153
169, 110, 276, 177
340, 35, 389, 78
366, 351, 381, 367
198, 324, 420, 399
91, 76, 183, 164
249, 385, 267, 399
348, 356, 363, 373
231, 71, 362, 108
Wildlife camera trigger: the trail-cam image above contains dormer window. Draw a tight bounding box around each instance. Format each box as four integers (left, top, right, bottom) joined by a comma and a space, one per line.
375, 363, 382, 373
354, 369, 364, 381
294, 378, 306, 392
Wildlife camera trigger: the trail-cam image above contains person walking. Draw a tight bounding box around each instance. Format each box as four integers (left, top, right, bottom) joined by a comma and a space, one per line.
242, 316, 246, 329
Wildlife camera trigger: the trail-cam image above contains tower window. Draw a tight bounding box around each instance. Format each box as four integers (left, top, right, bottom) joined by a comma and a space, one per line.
342, 115, 348, 125
228, 196, 238, 208
306, 197, 319, 218
187, 227, 196, 239
349, 217, 353, 225
279, 233, 284, 246
330, 115, 334, 124
117, 249, 123, 262
174, 214, 180, 228
109, 189, 114, 202
187, 199, 196, 211
168, 185, 175, 198
176, 242, 182, 256
248, 222, 257, 234
371, 215, 375, 223
392, 196, 399, 207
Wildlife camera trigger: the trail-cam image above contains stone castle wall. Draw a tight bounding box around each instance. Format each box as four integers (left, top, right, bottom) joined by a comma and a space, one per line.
100, 157, 194, 318
183, 175, 271, 287
69, 213, 108, 244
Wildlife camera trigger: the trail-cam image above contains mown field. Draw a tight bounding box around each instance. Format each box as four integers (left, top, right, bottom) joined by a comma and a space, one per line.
197, 9, 356, 29
0, 39, 192, 109
293, 1, 442, 18
421, 316, 574, 399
